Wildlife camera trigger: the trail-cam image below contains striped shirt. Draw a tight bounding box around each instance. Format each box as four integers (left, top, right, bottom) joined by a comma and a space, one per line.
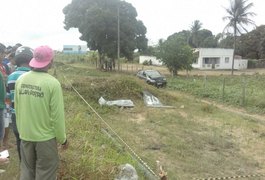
7, 67, 31, 113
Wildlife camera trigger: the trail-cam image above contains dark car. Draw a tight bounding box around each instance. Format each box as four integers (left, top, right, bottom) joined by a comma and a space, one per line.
136, 70, 167, 87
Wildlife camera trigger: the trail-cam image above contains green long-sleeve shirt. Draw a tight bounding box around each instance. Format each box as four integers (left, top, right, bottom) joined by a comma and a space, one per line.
15, 71, 66, 144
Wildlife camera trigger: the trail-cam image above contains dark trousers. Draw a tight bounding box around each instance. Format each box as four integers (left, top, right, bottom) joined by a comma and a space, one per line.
11, 113, 21, 160
0, 109, 4, 141
20, 138, 59, 180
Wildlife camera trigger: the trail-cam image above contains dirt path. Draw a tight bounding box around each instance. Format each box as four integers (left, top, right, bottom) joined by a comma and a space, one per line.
167, 89, 265, 123
200, 99, 265, 123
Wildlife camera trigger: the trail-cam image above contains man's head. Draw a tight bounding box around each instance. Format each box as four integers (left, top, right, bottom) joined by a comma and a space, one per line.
14, 46, 34, 67
29, 45, 54, 69
8, 52, 16, 65
12, 43, 22, 53
5, 46, 12, 54
0, 43, 6, 62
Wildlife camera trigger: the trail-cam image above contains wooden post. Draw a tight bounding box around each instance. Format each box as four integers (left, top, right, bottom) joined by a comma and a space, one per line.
222, 77, 225, 102
204, 74, 207, 90
241, 76, 246, 106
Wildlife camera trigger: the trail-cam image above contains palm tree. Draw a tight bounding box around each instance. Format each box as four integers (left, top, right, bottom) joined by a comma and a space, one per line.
223, 0, 256, 75
189, 20, 203, 48
190, 20, 202, 33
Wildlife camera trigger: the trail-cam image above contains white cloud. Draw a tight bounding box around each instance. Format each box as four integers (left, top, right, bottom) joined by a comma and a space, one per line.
0, 0, 85, 50
127, 0, 263, 44
0, 0, 264, 50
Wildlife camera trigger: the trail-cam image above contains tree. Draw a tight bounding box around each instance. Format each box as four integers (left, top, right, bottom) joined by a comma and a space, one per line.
237, 25, 265, 59
223, 0, 256, 75
260, 39, 265, 59
142, 46, 157, 56
218, 33, 234, 48
156, 32, 194, 76
189, 20, 217, 48
200, 36, 218, 48
189, 20, 202, 48
196, 29, 217, 48
63, 0, 147, 69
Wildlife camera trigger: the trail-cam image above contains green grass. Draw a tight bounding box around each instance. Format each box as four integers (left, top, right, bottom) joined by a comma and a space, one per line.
3, 59, 265, 179
167, 74, 265, 114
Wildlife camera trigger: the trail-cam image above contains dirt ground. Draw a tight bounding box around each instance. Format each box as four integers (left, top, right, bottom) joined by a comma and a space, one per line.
180, 68, 265, 76
200, 99, 265, 122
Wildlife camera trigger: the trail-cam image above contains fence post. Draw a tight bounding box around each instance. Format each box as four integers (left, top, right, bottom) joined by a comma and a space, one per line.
204, 74, 207, 90
241, 76, 246, 106
222, 77, 225, 102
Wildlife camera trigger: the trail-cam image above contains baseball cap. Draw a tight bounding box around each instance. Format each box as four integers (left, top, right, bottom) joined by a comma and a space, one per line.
14, 46, 34, 66
29, 45, 54, 68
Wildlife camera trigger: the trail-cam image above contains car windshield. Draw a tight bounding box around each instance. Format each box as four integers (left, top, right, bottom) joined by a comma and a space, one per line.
146, 70, 161, 78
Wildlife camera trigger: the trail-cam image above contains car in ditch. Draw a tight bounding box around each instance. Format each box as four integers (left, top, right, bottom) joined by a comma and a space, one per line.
136, 69, 167, 87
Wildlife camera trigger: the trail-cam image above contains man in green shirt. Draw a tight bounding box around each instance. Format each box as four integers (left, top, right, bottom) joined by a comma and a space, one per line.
15, 45, 68, 180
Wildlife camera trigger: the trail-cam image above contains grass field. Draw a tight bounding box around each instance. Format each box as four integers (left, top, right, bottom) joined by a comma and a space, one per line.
2, 61, 265, 179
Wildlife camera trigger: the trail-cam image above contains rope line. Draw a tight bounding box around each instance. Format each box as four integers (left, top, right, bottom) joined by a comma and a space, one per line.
63, 73, 264, 180
194, 173, 264, 180
63, 75, 159, 179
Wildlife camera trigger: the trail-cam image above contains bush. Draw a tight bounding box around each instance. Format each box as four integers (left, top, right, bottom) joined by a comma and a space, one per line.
142, 60, 152, 65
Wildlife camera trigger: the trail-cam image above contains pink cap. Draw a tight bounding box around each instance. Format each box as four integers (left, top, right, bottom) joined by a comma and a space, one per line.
29, 45, 54, 68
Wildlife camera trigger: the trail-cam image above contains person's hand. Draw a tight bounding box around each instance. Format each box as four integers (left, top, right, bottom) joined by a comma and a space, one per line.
61, 140, 69, 150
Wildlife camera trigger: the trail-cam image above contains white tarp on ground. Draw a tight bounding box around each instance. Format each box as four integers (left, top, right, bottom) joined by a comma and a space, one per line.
99, 97, 134, 107
143, 90, 174, 108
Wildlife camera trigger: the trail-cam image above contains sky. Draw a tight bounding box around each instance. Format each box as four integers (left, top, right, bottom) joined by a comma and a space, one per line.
0, 0, 264, 50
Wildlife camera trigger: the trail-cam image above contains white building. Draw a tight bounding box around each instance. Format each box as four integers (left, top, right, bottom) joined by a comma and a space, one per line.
63, 45, 88, 54
139, 55, 163, 66
192, 48, 248, 70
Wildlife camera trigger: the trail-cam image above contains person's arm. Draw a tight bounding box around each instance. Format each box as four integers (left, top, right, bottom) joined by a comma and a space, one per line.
50, 81, 67, 145
0, 73, 5, 109
6, 76, 12, 110
7, 74, 19, 113
61, 139, 69, 150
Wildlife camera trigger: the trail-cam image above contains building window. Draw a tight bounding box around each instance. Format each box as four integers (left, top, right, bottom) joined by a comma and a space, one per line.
203, 57, 220, 64
63, 48, 73, 51
225, 57, 229, 63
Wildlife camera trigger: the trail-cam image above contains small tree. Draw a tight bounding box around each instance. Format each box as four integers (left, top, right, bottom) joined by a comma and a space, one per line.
156, 33, 193, 76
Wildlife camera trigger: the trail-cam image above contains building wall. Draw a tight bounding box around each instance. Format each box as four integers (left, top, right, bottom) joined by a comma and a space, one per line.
192, 48, 248, 70
139, 55, 163, 66
199, 48, 233, 69
234, 59, 248, 70
63, 45, 88, 54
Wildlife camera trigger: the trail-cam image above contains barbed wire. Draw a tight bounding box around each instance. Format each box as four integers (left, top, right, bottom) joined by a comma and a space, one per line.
194, 173, 264, 180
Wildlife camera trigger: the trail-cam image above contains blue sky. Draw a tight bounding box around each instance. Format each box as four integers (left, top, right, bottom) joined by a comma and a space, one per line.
0, 0, 264, 50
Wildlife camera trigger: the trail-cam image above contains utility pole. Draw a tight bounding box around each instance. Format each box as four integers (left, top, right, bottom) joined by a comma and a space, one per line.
117, 5, 120, 71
